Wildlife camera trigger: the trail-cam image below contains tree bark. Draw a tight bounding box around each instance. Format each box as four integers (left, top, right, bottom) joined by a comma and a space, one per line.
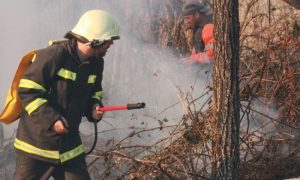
211, 0, 240, 179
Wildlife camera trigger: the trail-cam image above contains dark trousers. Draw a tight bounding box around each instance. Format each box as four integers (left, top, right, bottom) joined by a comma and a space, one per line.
13, 152, 91, 180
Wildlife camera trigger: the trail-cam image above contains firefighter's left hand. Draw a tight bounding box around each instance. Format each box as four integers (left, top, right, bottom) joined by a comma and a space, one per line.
92, 105, 104, 121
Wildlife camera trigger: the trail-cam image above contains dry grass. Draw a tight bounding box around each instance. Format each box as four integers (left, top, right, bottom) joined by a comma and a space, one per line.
84, 1, 300, 179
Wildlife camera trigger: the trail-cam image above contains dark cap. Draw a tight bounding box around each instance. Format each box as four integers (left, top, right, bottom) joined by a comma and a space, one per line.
182, 0, 206, 16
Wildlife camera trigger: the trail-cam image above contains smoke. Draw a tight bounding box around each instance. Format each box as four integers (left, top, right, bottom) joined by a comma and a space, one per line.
239, 98, 300, 158
0, 1, 211, 146
240, 98, 279, 135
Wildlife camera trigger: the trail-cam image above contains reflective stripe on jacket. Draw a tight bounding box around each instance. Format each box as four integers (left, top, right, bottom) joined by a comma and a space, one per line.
15, 40, 104, 164
14, 138, 84, 163
191, 23, 214, 63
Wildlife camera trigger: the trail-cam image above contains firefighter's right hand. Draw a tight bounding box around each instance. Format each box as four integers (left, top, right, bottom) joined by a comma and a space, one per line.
52, 120, 69, 134
92, 104, 104, 122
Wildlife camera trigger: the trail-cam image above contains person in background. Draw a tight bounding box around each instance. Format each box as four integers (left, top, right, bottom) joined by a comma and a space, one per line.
13, 9, 120, 180
181, 0, 214, 64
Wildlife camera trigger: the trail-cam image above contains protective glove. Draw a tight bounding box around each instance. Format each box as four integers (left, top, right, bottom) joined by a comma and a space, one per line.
91, 104, 104, 122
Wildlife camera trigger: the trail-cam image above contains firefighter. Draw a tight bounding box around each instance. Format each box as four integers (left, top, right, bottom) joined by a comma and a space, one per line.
13, 9, 120, 180
181, 0, 213, 64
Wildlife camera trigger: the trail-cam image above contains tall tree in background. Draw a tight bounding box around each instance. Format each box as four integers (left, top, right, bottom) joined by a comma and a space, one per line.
211, 0, 240, 179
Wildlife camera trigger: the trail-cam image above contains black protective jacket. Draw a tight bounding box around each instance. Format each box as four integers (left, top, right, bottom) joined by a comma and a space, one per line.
15, 40, 104, 164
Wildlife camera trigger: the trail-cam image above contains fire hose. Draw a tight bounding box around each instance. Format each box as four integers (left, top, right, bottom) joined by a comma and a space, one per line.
85, 102, 146, 155
41, 103, 146, 179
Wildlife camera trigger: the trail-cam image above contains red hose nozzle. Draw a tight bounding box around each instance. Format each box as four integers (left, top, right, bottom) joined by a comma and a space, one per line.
97, 102, 146, 112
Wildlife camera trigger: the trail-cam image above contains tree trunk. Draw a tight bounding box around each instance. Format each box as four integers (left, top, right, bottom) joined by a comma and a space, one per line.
211, 0, 240, 179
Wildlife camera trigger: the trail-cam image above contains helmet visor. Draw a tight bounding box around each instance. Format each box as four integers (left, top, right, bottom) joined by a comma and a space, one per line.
89, 36, 120, 48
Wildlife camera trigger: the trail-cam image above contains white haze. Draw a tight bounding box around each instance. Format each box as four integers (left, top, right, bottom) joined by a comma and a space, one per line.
1, 1, 293, 179
0, 1, 212, 146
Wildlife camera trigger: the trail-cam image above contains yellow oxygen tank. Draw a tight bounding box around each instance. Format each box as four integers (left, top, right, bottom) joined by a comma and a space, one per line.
0, 51, 36, 124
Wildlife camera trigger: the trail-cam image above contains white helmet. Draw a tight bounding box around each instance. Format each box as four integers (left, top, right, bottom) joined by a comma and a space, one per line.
65, 9, 120, 46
